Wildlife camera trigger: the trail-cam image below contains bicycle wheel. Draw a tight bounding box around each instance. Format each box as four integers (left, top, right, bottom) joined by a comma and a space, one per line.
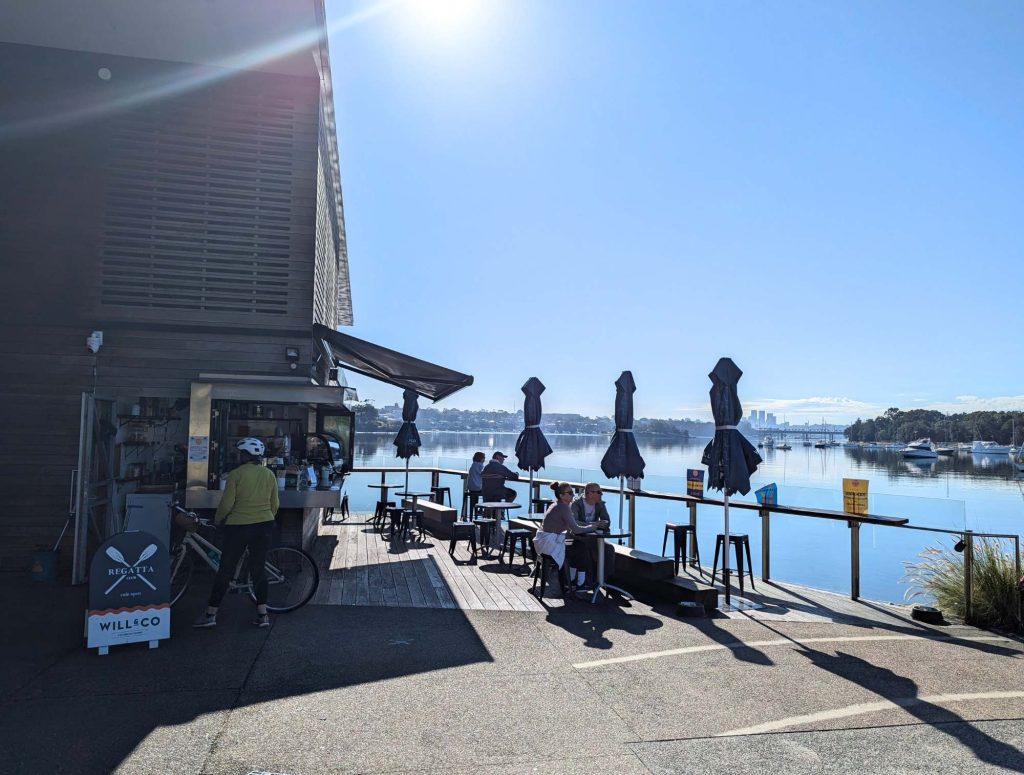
251, 547, 319, 612
169, 544, 194, 606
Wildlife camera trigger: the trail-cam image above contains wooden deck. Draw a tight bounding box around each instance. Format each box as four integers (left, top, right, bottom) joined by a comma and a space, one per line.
309, 517, 547, 612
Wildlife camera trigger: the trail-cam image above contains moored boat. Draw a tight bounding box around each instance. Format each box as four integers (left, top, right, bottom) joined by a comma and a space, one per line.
902, 438, 938, 459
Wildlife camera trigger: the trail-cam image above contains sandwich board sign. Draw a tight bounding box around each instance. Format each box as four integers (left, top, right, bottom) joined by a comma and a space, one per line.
87, 531, 170, 655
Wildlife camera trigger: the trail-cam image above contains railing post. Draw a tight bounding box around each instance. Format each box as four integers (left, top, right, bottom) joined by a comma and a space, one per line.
687, 500, 698, 567
963, 529, 974, 624
622, 493, 630, 548
849, 520, 860, 600
430, 470, 439, 490
760, 506, 770, 582
1015, 536, 1021, 631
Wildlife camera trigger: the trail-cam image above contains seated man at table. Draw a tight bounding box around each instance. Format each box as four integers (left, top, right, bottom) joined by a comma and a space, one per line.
480, 451, 519, 503
570, 482, 615, 587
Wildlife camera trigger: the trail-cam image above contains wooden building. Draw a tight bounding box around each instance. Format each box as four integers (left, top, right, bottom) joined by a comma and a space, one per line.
0, 1, 353, 574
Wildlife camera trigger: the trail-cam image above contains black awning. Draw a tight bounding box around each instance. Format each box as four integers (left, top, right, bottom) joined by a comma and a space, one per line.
313, 324, 473, 403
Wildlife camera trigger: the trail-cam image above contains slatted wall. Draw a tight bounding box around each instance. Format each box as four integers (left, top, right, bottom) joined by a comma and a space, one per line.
0, 41, 348, 570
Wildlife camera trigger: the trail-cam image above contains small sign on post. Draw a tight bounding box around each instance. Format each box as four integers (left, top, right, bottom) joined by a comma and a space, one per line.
87, 531, 170, 656
843, 478, 869, 515
686, 469, 705, 498
755, 483, 778, 506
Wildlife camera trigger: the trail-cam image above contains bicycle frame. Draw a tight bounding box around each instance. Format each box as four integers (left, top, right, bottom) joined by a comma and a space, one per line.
176, 528, 290, 591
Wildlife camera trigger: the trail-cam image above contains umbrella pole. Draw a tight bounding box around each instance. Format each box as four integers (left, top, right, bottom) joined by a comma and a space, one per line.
529, 471, 534, 512
618, 476, 625, 539
404, 458, 410, 493
723, 492, 732, 606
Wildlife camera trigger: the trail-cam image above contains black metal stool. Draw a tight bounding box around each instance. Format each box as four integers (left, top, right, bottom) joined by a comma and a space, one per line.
431, 486, 453, 508
386, 506, 404, 539
448, 521, 478, 563
711, 533, 755, 593
472, 513, 497, 556
374, 500, 396, 532
532, 554, 569, 600
401, 509, 425, 540
661, 522, 702, 576
499, 528, 535, 572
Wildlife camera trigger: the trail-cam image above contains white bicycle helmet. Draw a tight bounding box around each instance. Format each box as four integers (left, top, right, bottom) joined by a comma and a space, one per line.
236, 437, 265, 457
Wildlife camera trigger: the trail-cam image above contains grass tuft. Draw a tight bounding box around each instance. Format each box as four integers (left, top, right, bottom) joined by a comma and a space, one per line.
902, 537, 1022, 632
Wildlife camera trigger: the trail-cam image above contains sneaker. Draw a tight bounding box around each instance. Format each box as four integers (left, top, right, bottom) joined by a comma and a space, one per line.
252, 613, 270, 628
192, 613, 217, 628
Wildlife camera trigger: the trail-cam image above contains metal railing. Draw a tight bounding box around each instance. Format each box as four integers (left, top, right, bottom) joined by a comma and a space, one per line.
351, 465, 1022, 625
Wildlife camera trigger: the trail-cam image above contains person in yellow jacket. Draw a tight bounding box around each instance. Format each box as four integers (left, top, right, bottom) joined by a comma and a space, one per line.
194, 437, 279, 629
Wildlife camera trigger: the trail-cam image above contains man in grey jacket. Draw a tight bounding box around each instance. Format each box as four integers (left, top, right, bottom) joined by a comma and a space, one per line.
481, 451, 519, 502
570, 482, 615, 586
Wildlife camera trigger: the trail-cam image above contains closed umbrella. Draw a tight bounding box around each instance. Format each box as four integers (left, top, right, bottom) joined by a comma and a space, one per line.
393, 389, 421, 492
514, 377, 553, 509
600, 371, 646, 535
701, 357, 761, 607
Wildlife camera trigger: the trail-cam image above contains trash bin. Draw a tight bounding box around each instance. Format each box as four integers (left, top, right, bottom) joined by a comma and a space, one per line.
31, 548, 57, 582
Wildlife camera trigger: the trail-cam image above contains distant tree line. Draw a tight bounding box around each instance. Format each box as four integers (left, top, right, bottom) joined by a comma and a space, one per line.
844, 408, 1024, 444
349, 402, 715, 439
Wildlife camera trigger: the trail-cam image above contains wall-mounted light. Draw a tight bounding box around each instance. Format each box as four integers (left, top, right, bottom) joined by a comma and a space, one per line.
285, 346, 300, 370
328, 367, 339, 383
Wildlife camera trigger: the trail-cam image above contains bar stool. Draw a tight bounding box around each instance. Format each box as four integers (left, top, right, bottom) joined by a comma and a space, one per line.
463, 491, 482, 518
711, 533, 756, 593
661, 522, 702, 576
386, 506, 404, 539
499, 528, 535, 572
448, 521, 478, 564
532, 554, 569, 600
431, 486, 453, 508
472, 509, 498, 555
374, 500, 396, 532
402, 509, 426, 541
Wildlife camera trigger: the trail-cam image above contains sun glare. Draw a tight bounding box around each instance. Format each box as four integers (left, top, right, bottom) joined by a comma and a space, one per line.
401, 0, 489, 39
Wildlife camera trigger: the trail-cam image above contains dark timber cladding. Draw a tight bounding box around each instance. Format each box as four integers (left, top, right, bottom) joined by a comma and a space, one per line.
0, 0, 351, 570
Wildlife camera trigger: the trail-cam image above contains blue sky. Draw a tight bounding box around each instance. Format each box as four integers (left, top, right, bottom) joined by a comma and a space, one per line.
325, 0, 1024, 422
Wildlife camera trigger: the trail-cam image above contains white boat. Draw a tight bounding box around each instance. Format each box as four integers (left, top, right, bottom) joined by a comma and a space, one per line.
776, 440, 792, 450
842, 441, 859, 448
936, 446, 956, 456
1013, 449, 1024, 473
972, 440, 1011, 455
902, 438, 938, 459
863, 441, 882, 450
813, 439, 828, 449
763, 435, 775, 449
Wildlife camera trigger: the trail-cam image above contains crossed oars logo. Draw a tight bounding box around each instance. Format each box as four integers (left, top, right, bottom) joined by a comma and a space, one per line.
104, 544, 158, 594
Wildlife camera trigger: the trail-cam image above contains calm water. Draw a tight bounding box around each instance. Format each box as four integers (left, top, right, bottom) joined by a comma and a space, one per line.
346, 432, 1024, 604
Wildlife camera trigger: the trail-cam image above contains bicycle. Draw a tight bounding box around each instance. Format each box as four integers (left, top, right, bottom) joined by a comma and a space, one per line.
168, 504, 319, 612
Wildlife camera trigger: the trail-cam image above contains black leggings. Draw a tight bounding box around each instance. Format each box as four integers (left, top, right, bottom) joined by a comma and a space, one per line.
208, 521, 275, 607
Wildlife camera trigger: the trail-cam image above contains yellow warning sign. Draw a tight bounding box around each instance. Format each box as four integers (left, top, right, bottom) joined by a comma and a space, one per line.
843, 478, 869, 515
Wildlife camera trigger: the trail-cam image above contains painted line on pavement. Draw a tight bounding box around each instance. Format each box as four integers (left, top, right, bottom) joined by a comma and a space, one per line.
716, 690, 1024, 736
572, 634, 1017, 669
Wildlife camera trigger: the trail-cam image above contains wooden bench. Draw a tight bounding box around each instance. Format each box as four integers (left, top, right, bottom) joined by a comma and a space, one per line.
401, 498, 458, 538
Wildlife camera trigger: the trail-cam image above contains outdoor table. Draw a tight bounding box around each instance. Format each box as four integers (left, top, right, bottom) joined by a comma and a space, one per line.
475, 502, 520, 553
367, 483, 402, 528
585, 530, 632, 604
396, 491, 435, 540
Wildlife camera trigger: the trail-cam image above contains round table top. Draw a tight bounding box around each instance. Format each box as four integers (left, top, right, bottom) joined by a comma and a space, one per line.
396, 491, 435, 498
478, 502, 521, 510
589, 531, 632, 540
367, 483, 402, 489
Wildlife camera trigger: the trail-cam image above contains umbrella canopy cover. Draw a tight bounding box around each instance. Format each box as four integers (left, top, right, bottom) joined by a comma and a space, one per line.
600, 371, 646, 480
514, 377, 553, 472
393, 389, 422, 460
701, 358, 761, 495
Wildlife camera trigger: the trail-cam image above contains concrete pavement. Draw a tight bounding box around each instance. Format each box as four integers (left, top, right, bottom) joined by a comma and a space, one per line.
2, 571, 1023, 774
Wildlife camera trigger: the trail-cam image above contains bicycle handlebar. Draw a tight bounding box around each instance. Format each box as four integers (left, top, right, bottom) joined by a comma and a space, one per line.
171, 503, 213, 527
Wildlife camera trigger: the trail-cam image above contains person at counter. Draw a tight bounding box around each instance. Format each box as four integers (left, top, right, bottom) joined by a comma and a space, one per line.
193, 437, 279, 629
481, 451, 519, 503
